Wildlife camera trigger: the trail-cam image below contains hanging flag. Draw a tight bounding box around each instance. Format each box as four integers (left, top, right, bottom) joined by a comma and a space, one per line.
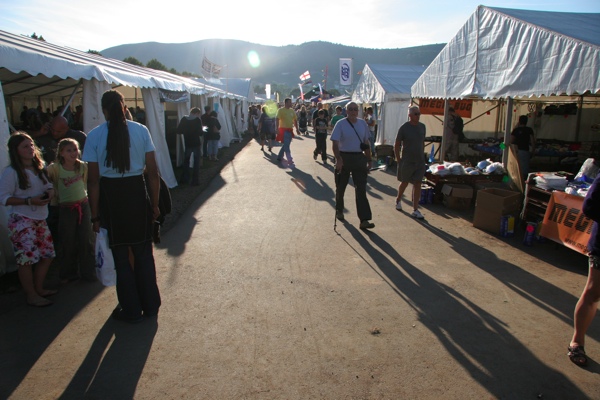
429, 144, 435, 163
298, 83, 304, 101
299, 70, 311, 81
318, 83, 323, 96
201, 55, 223, 77
339, 58, 353, 86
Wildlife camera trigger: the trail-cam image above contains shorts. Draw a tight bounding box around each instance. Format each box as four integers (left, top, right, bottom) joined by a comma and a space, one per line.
397, 160, 426, 183
589, 255, 600, 270
8, 214, 55, 266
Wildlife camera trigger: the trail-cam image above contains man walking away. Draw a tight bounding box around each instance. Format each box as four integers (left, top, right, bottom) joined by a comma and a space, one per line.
395, 105, 427, 219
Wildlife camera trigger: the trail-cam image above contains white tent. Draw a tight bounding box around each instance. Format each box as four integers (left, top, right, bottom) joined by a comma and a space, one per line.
0, 30, 247, 275
352, 64, 426, 145
0, 29, 246, 188
411, 6, 600, 161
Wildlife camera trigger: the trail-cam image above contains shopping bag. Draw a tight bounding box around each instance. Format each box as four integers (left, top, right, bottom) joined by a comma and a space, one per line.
95, 228, 116, 286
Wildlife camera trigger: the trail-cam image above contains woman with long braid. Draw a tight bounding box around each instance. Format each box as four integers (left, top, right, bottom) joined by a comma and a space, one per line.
83, 90, 161, 323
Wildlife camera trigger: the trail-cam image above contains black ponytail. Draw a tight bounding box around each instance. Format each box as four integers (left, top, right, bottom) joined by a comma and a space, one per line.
102, 90, 131, 174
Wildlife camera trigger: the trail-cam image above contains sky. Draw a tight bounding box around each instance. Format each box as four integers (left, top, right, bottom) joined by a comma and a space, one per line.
0, 0, 599, 52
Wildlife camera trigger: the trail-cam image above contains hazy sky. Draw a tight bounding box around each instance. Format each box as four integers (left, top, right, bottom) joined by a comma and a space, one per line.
1, 0, 599, 51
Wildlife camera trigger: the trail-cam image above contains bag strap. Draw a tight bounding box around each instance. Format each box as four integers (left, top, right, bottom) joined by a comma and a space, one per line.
346, 119, 366, 143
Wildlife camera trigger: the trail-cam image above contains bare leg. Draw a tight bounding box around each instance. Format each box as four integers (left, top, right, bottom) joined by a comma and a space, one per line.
33, 258, 53, 295
396, 181, 409, 203
571, 265, 600, 347
412, 182, 422, 211
18, 262, 51, 304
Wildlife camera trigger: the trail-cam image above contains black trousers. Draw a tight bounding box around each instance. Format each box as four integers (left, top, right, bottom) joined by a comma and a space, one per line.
335, 152, 372, 221
314, 132, 328, 160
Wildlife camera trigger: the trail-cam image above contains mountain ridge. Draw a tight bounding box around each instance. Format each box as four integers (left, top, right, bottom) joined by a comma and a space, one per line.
101, 39, 445, 88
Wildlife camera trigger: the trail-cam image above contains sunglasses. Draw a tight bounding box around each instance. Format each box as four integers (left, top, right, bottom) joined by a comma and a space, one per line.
347, 108, 359, 111
412, 113, 421, 116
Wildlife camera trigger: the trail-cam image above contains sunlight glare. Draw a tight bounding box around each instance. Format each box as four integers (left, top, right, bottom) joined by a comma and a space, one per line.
247, 51, 260, 68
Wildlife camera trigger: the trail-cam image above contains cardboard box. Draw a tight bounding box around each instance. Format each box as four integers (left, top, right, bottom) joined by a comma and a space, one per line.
473, 188, 522, 234
442, 184, 473, 210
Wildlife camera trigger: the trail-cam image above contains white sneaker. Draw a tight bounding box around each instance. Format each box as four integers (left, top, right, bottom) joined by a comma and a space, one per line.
411, 209, 424, 219
395, 201, 402, 211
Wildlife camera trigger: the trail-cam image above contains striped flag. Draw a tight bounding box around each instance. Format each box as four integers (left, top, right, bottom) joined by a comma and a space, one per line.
298, 83, 304, 101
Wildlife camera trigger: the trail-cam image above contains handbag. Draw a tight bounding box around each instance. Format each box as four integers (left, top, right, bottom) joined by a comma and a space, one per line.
95, 228, 116, 286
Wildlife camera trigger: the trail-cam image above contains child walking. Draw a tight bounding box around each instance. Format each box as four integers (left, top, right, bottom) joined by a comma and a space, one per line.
0, 132, 56, 307
47, 138, 96, 282
313, 109, 329, 164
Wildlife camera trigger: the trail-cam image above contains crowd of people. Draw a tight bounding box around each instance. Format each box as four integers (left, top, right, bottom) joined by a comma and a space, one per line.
2, 95, 598, 368
1, 90, 161, 324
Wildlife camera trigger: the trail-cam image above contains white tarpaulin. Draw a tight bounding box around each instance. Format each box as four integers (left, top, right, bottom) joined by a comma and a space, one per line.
412, 6, 600, 99
352, 64, 426, 145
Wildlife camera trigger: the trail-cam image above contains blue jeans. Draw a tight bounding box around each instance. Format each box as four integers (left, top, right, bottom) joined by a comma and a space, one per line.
207, 140, 219, 158
112, 241, 161, 318
277, 130, 293, 162
181, 145, 201, 184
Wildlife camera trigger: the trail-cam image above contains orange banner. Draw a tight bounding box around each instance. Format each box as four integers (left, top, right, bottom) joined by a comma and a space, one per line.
418, 99, 473, 118
540, 191, 592, 254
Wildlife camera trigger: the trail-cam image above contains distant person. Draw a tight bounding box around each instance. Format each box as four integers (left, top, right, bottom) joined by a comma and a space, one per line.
444, 107, 459, 162
20, 106, 28, 128
331, 102, 374, 230
83, 89, 161, 323
0, 133, 56, 307
297, 105, 308, 135
206, 110, 221, 161
275, 98, 299, 168
201, 105, 212, 157
34, 116, 87, 165
394, 105, 426, 219
365, 106, 377, 155
135, 106, 146, 125
330, 106, 344, 128
313, 109, 329, 164
258, 105, 276, 152
312, 102, 328, 133
510, 115, 535, 181
176, 107, 204, 185
568, 173, 600, 367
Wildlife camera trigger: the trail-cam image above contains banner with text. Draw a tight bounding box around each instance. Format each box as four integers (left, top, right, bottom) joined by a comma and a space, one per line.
339, 58, 353, 86
418, 99, 473, 118
540, 191, 592, 254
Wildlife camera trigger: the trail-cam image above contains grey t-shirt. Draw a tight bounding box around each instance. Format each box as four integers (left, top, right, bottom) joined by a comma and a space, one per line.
395, 121, 426, 163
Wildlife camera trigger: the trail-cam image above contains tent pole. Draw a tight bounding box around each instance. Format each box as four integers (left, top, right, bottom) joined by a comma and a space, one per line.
441, 100, 450, 162
59, 79, 83, 117
502, 97, 513, 167
575, 95, 584, 142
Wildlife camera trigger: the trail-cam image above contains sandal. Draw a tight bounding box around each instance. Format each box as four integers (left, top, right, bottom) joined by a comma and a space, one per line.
567, 345, 588, 367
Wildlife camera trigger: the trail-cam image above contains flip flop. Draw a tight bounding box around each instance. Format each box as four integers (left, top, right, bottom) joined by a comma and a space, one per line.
568, 345, 588, 367
27, 298, 53, 307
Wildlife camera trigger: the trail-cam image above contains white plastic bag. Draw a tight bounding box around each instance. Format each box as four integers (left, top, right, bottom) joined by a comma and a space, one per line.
95, 228, 116, 286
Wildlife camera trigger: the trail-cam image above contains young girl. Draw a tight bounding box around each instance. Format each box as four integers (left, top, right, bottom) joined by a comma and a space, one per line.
0, 132, 56, 307
47, 138, 96, 282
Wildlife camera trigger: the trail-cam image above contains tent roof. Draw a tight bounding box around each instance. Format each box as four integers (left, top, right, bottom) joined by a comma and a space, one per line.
193, 77, 254, 100
411, 6, 600, 100
0, 29, 237, 100
352, 64, 426, 104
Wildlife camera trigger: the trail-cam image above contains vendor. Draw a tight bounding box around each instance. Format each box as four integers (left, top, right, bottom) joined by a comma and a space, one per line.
510, 115, 535, 181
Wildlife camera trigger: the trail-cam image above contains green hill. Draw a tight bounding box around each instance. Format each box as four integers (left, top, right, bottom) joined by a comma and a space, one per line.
102, 40, 444, 88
